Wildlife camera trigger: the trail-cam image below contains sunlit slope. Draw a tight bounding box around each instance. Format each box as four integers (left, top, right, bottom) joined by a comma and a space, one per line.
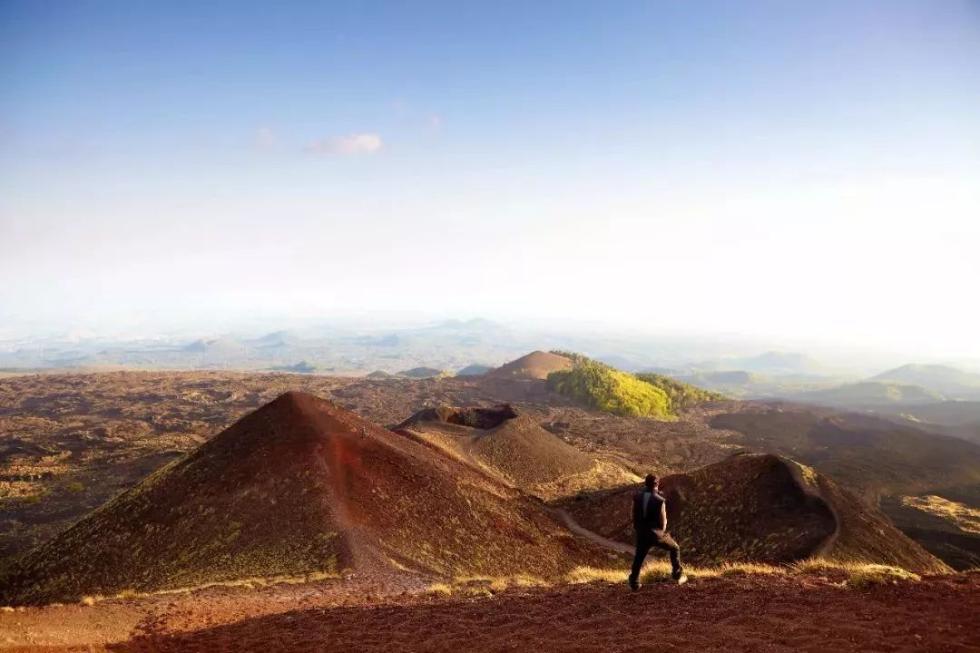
486, 350, 574, 380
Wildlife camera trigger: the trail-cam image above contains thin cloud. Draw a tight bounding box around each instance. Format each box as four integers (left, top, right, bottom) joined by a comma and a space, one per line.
306, 133, 383, 156
254, 127, 280, 151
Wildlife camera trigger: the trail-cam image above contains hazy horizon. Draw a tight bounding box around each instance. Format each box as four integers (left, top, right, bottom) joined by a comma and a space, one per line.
3, 2, 979, 359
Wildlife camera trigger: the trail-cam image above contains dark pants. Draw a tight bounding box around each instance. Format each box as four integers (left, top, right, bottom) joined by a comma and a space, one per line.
629, 529, 682, 582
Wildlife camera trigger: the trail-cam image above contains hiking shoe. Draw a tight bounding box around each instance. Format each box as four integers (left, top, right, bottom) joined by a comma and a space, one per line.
628, 578, 640, 591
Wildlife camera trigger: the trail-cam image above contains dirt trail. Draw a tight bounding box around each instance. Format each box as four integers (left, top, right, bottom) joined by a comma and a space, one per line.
554, 508, 634, 556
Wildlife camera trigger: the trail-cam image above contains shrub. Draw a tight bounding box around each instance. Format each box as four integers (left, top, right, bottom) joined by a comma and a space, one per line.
635, 373, 725, 410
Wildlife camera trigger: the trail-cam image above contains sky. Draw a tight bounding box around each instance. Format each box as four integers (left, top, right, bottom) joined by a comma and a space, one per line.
1, 1, 979, 359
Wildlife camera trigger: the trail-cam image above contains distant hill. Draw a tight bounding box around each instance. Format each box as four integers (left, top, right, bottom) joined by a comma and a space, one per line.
790, 381, 942, 407
560, 453, 947, 573
271, 360, 316, 373
455, 364, 493, 377
487, 351, 574, 380
181, 338, 242, 354
686, 370, 756, 386
670, 370, 846, 400
698, 351, 823, 376
249, 331, 299, 349
0, 392, 608, 606
872, 364, 980, 399
396, 366, 446, 379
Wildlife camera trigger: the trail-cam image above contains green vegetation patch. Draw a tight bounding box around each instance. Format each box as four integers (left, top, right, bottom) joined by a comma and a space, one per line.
635, 373, 725, 410
546, 358, 673, 419
546, 353, 722, 419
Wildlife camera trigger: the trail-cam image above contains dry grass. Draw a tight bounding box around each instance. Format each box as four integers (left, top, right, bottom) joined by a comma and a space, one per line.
565, 567, 628, 584
427, 574, 551, 598
847, 565, 921, 589
717, 562, 787, 577
900, 495, 980, 535
425, 583, 453, 596
791, 559, 925, 588
565, 559, 925, 589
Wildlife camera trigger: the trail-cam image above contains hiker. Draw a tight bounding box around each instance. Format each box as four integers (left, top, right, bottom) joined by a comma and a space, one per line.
628, 474, 685, 590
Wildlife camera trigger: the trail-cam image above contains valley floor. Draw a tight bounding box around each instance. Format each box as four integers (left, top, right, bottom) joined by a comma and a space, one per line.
2, 572, 978, 652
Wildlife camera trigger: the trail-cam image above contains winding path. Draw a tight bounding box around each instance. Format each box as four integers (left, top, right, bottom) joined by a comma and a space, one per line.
553, 508, 634, 555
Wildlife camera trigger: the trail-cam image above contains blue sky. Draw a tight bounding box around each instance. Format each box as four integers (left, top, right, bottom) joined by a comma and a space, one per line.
1, 1, 979, 357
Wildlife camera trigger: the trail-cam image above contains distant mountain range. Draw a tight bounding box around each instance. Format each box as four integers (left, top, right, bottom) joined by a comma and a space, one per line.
788, 382, 942, 407
3, 322, 978, 416
871, 364, 980, 400
696, 350, 825, 376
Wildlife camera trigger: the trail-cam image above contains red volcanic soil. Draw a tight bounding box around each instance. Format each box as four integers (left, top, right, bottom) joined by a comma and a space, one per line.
3, 572, 977, 652
486, 351, 573, 380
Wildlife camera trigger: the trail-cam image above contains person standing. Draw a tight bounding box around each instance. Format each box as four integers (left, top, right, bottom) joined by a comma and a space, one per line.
629, 474, 686, 590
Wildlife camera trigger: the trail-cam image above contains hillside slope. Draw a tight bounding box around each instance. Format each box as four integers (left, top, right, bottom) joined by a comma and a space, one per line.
486, 351, 573, 380
711, 408, 980, 503
560, 453, 947, 573
0, 392, 608, 605
395, 405, 634, 498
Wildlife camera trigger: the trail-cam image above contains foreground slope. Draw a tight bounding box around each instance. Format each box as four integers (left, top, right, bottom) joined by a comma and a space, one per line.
561, 453, 947, 573
130, 574, 980, 653
3, 571, 975, 652
0, 392, 607, 605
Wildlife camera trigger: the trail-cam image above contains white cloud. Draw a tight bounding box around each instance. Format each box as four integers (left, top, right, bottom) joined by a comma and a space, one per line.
306, 133, 383, 156
254, 127, 280, 151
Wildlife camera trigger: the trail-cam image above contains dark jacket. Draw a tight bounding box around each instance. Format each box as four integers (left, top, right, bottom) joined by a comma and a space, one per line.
632, 490, 666, 532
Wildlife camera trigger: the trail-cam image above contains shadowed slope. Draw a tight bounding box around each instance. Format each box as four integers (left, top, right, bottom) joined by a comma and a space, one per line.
560, 453, 948, 573
0, 392, 607, 605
